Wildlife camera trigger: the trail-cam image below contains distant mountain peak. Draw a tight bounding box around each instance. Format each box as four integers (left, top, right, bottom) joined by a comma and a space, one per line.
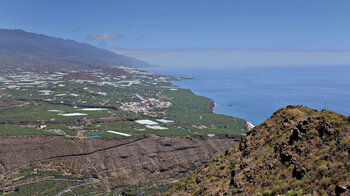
0, 28, 150, 71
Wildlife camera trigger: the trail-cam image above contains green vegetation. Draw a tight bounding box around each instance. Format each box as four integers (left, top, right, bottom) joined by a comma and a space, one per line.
0, 69, 247, 138
82, 120, 243, 139
162, 88, 246, 130
46, 124, 76, 136
71, 185, 108, 195
0, 102, 114, 121
1, 169, 96, 196
10, 170, 71, 184
5, 179, 84, 196
108, 183, 171, 196
0, 124, 58, 136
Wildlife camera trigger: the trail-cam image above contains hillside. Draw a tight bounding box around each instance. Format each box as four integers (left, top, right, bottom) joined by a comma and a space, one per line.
0, 136, 241, 195
167, 106, 350, 195
0, 29, 150, 71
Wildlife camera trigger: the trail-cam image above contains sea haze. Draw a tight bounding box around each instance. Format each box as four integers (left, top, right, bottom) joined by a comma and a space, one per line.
147, 66, 350, 125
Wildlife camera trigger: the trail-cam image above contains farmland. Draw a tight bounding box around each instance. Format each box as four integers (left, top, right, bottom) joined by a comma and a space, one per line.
0, 67, 247, 138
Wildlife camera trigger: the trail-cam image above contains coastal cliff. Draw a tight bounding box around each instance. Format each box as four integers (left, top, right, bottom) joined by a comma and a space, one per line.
166, 106, 350, 195
207, 100, 215, 113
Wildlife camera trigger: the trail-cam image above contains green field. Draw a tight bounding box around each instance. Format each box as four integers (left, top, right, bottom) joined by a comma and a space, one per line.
0, 124, 58, 136
3, 179, 87, 196
46, 124, 77, 136
161, 87, 246, 130
1, 169, 168, 196
108, 183, 171, 196
0, 102, 122, 121
1, 169, 99, 196
0, 70, 247, 138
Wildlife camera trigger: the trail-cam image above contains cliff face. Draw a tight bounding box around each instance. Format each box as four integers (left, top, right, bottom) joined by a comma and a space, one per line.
167, 106, 350, 195
0, 135, 240, 189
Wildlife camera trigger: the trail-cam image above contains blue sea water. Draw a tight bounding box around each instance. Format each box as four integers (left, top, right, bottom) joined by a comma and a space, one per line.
146, 66, 350, 125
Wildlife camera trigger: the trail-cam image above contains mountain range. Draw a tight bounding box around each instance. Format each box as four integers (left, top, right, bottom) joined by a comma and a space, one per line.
0, 29, 150, 71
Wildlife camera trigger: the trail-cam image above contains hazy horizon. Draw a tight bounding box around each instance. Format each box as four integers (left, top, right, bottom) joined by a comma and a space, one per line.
1, 0, 350, 69
111, 48, 350, 69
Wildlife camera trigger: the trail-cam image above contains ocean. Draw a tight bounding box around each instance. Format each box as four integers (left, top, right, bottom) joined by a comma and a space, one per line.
146, 66, 350, 125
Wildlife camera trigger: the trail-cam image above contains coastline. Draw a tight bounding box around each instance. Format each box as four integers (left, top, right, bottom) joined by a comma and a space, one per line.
207, 100, 215, 113
145, 67, 249, 130
147, 66, 350, 126
166, 77, 249, 131
164, 75, 216, 113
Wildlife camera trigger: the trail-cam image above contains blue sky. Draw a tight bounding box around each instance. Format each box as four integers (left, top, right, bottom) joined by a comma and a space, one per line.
1, 0, 350, 68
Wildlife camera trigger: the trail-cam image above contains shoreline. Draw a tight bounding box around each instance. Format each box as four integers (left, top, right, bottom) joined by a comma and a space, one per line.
168, 77, 250, 130
144, 67, 250, 129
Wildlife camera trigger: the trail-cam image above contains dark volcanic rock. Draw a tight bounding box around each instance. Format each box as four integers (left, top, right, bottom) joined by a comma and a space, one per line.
207, 100, 215, 112
167, 106, 350, 195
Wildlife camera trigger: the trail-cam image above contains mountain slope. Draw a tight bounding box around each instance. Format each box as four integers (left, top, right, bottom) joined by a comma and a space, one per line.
167, 106, 350, 195
0, 136, 240, 193
0, 29, 150, 71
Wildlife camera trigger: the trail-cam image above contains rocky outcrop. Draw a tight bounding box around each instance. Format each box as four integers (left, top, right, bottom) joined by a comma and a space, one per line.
245, 121, 254, 130
0, 135, 240, 189
207, 101, 215, 113
167, 106, 350, 195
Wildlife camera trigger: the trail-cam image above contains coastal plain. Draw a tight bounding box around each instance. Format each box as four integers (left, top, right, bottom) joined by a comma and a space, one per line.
0, 66, 247, 195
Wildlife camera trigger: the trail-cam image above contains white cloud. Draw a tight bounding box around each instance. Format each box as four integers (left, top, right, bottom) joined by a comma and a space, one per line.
87, 33, 122, 40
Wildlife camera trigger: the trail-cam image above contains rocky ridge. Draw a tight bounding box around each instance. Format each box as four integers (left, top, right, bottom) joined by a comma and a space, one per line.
167, 106, 350, 195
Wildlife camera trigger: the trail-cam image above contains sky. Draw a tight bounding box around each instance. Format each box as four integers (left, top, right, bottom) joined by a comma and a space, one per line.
1, 0, 350, 68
